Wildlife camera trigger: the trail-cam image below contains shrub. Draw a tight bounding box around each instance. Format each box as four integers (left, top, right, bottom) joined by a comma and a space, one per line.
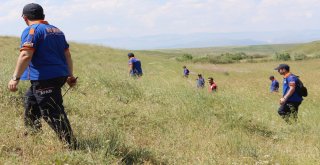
292, 53, 307, 61
176, 52, 268, 64
182, 53, 193, 60
176, 53, 193, 62
274, 52, 291, 61
312, 53, 320, 59
220, 52, 248, 61
208, 55, 234, 64
251, 54, 267, 59
207, 52, 248, 64
192, 56, 209, 63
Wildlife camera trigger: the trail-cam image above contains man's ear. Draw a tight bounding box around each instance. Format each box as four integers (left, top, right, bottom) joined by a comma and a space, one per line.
23, 16, 29, 25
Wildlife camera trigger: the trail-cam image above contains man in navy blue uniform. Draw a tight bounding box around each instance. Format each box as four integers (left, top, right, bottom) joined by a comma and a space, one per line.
197, 74, 205, 88
128, 52, 143, 77
183, 66, 189, 78
269, 75, 279, 92
275, 64, 303, 123
8, 3, 77, 148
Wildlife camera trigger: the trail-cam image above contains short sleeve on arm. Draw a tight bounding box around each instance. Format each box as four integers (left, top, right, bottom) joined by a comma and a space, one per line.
128, 58, 133, 65
288, 76, 296, 87
20, 27, 39, 51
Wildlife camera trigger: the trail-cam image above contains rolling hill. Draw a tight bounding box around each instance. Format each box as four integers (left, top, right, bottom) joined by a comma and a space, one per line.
1, 36, 320, 164
154, 42, 320, 57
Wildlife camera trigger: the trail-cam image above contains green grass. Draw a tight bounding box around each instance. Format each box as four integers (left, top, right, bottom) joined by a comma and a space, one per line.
159, 42, 320, 64
288, 41, 320, 57
155, 43, 299, 56
1, 36, 320, 164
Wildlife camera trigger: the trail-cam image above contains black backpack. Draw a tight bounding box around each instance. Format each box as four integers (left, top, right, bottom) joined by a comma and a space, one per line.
296, 77, 308, 97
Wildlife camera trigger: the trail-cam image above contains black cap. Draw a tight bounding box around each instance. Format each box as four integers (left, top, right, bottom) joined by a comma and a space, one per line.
274, 64, 290, 71
22, 3, 45, 20
128, 52, 134, 57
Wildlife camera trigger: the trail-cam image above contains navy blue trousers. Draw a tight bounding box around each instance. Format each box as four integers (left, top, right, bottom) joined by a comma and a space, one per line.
24, 76, 76, 147
278, 101, 301, 122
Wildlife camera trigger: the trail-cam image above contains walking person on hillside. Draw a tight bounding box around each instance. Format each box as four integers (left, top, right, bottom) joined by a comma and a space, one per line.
7, 3, 77, 148
183, 66, 190, 78
275, 64, 303, 123
208, 77, 217, 92
197, 74, 205, 88
128, 52, 143, 77
269, 75, 279, 92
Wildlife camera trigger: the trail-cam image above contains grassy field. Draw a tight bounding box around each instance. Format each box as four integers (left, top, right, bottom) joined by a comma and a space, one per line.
154, 43, 300, 56
1, 36, 320, 164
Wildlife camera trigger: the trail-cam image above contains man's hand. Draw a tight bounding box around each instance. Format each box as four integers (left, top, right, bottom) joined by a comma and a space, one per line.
67, 76, 77, 87
280, 97, 286, 105
8, 79, 19, 92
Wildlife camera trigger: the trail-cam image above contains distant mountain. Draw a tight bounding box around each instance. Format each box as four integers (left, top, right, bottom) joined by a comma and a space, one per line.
85, 30, 320, 50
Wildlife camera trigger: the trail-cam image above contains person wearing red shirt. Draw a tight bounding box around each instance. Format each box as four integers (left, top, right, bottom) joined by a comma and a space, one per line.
208, 77, 217, 92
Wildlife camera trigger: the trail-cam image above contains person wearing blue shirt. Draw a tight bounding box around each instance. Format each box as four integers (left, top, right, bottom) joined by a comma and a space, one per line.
183, 66, 190, 78
128, 53, 143, 77
269, 76, 279, 92
274, 64, 303, 123
8, 3, 77, 148
197, 74, 205, 88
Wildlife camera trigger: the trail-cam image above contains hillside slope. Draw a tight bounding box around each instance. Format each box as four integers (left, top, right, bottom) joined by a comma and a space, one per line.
288, 41, 320, 55
1, 36, 320, 164
156, 41, 320, 57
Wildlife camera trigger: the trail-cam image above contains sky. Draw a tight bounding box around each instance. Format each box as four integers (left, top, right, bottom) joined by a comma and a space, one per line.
1, 0, 320, 49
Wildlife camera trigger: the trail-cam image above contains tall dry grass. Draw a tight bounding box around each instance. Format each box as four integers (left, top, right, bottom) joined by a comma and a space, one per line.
1, 36, 320, 164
